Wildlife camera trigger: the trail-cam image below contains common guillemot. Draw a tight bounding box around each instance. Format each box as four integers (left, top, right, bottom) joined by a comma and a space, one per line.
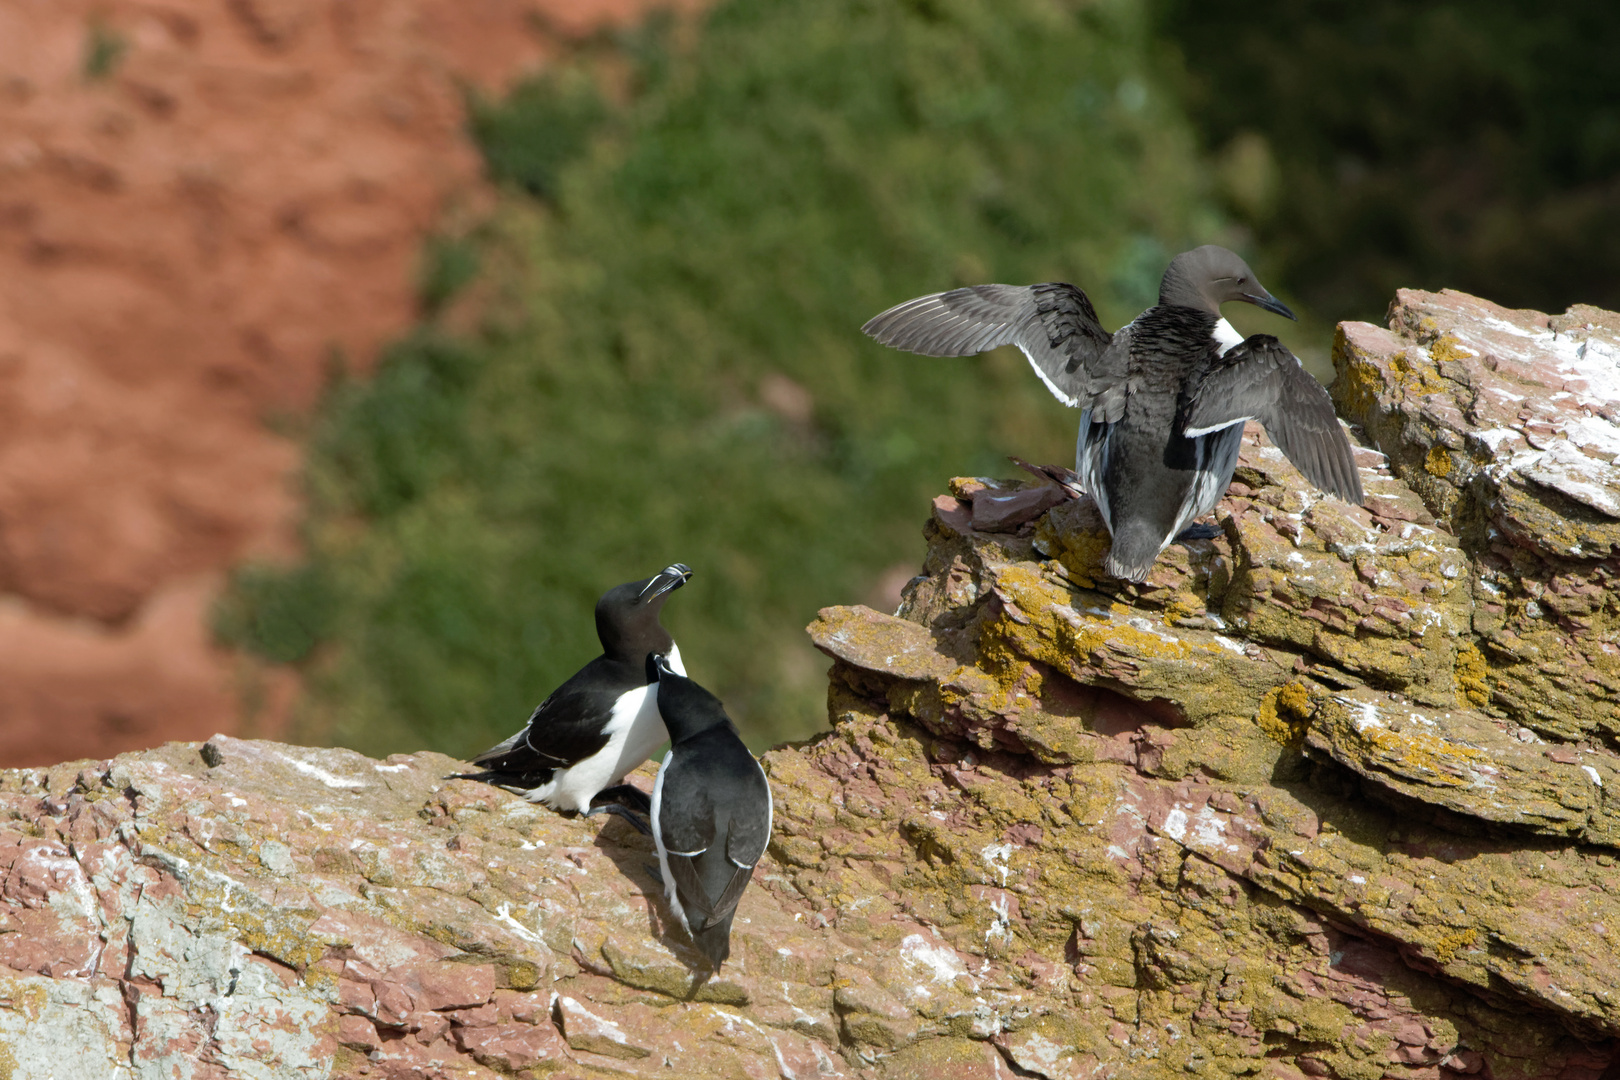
862, 245, 1363, 580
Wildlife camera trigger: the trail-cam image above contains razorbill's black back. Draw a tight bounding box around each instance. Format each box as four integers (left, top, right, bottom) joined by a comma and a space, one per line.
460, 563, 693, 814
862, 245, 1363, 581
647, 654, 771, 970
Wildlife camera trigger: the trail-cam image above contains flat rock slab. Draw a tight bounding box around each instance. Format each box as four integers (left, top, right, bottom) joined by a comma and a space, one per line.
0, 737, 875, 1079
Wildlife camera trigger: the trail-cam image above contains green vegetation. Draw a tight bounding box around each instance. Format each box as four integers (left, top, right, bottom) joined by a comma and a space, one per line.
82, 19, 128, 82
219, 0, 1226, 756
1158, 0, 1620, 323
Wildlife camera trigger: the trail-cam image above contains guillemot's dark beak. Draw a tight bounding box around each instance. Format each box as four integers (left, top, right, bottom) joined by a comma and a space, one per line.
1245, 291, 1296, 321
647, 652, 666, 682
637, 563, 694, 602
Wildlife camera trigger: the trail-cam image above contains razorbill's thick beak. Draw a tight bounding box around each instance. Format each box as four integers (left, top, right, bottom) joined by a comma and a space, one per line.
1245, 291, 1297, 321
638, 563, 694, 602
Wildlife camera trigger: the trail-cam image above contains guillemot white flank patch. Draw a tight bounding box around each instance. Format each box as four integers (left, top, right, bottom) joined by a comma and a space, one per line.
1212, 317, 1244, 356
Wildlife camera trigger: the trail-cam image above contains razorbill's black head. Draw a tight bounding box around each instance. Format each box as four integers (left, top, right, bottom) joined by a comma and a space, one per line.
595, 563, 693, 662
862, 246, 1362, 582
647, 653, 771, 970
456, 563, 694, 814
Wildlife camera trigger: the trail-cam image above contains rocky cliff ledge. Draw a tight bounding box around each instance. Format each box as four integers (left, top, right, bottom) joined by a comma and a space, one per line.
6, 290, 1620, 1079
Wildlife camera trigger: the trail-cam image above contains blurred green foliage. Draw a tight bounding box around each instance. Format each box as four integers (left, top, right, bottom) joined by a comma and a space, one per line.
1158, 0, 1620, 324
219, 0, 1225, 756
82, 19, 128, 82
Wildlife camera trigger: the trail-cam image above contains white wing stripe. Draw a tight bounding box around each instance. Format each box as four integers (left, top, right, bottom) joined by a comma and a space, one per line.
1182, 417, 1252, 439
1020, 345, 1080, 406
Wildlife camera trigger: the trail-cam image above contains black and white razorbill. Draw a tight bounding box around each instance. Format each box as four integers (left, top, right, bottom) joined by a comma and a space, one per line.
862, 245, 1363, 581
646, 653, 771, 970
459, 564, 693, 816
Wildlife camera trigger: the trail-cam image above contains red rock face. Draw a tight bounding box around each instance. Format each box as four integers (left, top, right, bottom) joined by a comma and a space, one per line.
0, 0, 688, 766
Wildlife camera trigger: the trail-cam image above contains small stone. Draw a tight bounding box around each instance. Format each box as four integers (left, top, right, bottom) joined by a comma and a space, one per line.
337, 1015, 380, 1051
554, 996, 651, 1060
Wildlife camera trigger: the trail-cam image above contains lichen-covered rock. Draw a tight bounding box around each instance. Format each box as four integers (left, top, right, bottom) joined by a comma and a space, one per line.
1332, 289, 1620, 740
7, 290, 1620, 1078
0, 736, 859, 1079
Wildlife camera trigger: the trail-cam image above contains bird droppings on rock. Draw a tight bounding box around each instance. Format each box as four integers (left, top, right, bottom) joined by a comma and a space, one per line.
6, 288, 1620, 1078
1334, 289, 1620, 744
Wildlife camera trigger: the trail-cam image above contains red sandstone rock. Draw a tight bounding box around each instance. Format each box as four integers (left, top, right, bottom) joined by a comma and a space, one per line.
0, 0, 696, 766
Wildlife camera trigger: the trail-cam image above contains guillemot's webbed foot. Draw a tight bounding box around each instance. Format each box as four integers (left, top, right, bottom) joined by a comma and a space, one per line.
1173, 522, 1222, 542
583, 802, 654, 836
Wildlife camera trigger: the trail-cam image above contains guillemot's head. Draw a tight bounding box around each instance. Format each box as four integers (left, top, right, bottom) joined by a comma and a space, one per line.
1159, 245, 1295, 320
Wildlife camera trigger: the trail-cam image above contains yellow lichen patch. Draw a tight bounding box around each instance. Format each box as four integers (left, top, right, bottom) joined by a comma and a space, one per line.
1330, 333, 1386, 417
973, 633, 1025, 688
1043, 609, 1189, 667
1034, 517, 1111, 589
1425, 446, 1453, 478
1384, 349, 1452, 400
0, 980, 45, 1023
1454, 643, 1491, 708
1431, 926, 1479, 965
1162, 596, 1202, 626
1275, 681, 1313, 717
1256, 682, 1314, 748
1362, 725, 1486, 786
1426, 334, 1476, 367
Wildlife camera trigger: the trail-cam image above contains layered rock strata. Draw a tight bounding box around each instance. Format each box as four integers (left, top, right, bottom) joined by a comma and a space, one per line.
4, 290, 1620, 1077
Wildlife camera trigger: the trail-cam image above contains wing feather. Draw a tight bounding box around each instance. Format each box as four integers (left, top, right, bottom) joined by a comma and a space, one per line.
664, 853, 728, 928
1180, 335, 1364, 504
656, 753, 770, 934
862, 283, 1117, 412
471, 687, 614, 776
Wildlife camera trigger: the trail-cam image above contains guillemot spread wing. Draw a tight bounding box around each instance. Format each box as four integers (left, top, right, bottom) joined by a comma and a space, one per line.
861, 282, 1126, 421
1178, 334, 1363, 505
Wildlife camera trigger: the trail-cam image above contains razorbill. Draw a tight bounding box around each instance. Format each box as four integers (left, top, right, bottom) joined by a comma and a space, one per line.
646, 653, 771, 970
459, 563, 693, 816
862, 245, 1363, 581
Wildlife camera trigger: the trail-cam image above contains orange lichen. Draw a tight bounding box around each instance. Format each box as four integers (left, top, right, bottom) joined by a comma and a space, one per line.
1454, 643, 1491, 708
1427, 334, 1476, 367
1425, 446, 1453, 478
1256, 682, 1313, 748
1431, 927, 1479, 965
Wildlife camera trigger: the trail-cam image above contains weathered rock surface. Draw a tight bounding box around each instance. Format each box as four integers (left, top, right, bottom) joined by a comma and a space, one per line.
1333, 289, 1620, 742
7, 290, 1620, 1078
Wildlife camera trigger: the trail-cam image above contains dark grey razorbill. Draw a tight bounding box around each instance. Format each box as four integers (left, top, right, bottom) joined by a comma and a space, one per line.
862, 245, 1363, 581
646, 653, 771, 970
457, 564, 693, 817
